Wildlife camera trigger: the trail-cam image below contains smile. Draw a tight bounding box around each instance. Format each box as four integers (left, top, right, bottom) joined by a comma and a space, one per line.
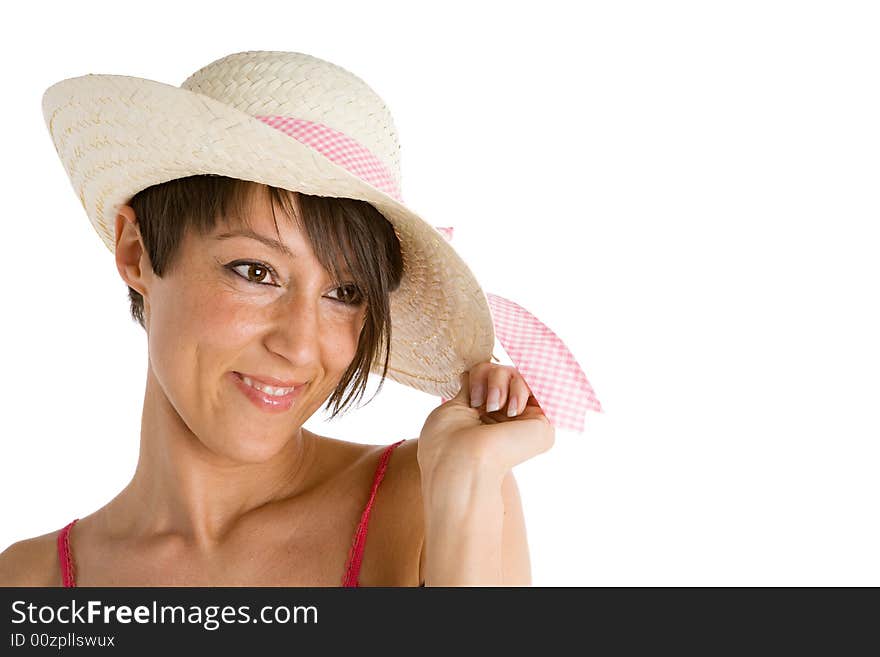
239, 375, 296, 396
230, 372, 304, 414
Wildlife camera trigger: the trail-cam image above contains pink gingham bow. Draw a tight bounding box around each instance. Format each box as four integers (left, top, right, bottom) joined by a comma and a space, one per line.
253, 114, 602, 432
434, 227, 602, 433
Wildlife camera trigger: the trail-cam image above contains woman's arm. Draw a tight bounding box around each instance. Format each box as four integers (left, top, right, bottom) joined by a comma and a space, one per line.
416, 362, 554, 586
419, 469, 531, 586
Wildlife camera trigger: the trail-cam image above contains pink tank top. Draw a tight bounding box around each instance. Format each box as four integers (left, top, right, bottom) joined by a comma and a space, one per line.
57, 439, 406, 587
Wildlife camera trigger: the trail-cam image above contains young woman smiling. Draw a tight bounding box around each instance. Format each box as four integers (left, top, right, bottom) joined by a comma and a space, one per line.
0, 50, 599, 587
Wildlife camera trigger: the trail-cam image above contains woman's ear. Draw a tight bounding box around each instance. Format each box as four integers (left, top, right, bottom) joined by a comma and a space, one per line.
114, 205, 150, 297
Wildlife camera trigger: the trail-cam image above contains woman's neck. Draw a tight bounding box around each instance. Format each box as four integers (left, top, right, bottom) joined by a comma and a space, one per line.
99, 369, 316, 550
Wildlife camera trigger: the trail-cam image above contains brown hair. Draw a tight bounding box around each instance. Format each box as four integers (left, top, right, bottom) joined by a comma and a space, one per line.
125, 174, 404, 420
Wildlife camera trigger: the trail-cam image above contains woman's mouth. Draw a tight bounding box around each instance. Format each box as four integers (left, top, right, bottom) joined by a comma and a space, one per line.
230, 372, 304, 413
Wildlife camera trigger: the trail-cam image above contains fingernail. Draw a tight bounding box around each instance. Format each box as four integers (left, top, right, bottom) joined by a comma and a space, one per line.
471, 385, 484, 407
486, 388, 500, 412
507, 396, 518, 417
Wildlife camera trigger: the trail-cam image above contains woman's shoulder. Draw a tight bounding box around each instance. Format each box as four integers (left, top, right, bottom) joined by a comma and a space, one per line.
300, 433, 424, 585
380, 437, 422, 492
316, 433, 423, 525
0, 529, 64, 587
331, 435, 424, 586
314, 433, 421, 487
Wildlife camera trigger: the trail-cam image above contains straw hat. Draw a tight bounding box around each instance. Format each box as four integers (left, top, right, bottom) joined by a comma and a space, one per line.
41, 50, 495, 401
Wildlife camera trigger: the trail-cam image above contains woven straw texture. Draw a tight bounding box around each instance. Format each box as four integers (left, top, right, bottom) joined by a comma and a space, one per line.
41, 50, 495, 399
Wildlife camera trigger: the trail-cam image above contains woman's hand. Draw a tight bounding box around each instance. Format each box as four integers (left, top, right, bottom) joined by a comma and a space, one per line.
417, 361, 556, 493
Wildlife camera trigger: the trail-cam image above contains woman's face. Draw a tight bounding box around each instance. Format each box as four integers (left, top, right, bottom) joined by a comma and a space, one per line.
136, 190, 367, 463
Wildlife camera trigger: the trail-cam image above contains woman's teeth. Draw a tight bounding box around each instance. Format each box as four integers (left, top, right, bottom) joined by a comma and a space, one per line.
240, 375, 296, 396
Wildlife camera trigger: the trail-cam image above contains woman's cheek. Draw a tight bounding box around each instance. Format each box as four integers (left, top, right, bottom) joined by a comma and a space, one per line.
195, 281, 267, 338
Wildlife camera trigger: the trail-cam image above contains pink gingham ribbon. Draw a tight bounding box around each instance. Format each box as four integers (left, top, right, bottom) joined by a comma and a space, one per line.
435, 227, 602, 433
254, 115, 602, 432
255, 115, 403, 202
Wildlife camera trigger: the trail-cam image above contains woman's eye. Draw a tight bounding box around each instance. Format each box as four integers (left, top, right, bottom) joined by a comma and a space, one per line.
227, 262, 361, 304
328, 284, 364, 306
229, 262, 278, 286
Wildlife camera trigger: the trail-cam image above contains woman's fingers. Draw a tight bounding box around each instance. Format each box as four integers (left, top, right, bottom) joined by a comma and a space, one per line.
483, 364, 515, 414
467, 361, 493, 408
507, 374, 532, 417
464, 362, 535, 418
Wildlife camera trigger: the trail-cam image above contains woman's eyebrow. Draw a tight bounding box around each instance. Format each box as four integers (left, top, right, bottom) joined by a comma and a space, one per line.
213, 228, 295, 259
214, 228, 354, 278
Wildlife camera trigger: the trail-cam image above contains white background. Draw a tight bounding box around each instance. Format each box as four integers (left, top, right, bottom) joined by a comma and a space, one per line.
1, 1, 878, 586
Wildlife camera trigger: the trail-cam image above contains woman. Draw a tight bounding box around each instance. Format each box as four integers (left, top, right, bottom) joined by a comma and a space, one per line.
0, 51, 599, 586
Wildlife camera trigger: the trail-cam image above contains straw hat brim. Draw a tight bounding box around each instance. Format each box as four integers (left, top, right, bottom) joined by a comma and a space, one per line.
41, 73, 495, 399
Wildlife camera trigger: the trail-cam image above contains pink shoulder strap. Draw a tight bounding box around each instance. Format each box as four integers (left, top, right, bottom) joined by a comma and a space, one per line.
57, 518, 79, 587
341, 439, 406, 587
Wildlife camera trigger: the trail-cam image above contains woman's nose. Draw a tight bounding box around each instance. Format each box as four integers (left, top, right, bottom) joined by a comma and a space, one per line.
263, 293, 322, 364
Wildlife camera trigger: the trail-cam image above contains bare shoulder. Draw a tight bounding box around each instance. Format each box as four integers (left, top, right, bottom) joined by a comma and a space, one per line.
377, 438, 424, 585
384, 437, 422, 490
314, 432, 421, 491
387, 438, 425, 583
338, 436, 424, 586
296, 431, 424, 585
0, 530, 62, 587
363, 437, 422, 507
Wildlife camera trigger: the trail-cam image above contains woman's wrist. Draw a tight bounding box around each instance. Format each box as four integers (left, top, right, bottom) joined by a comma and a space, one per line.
421, 465, 505, 512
